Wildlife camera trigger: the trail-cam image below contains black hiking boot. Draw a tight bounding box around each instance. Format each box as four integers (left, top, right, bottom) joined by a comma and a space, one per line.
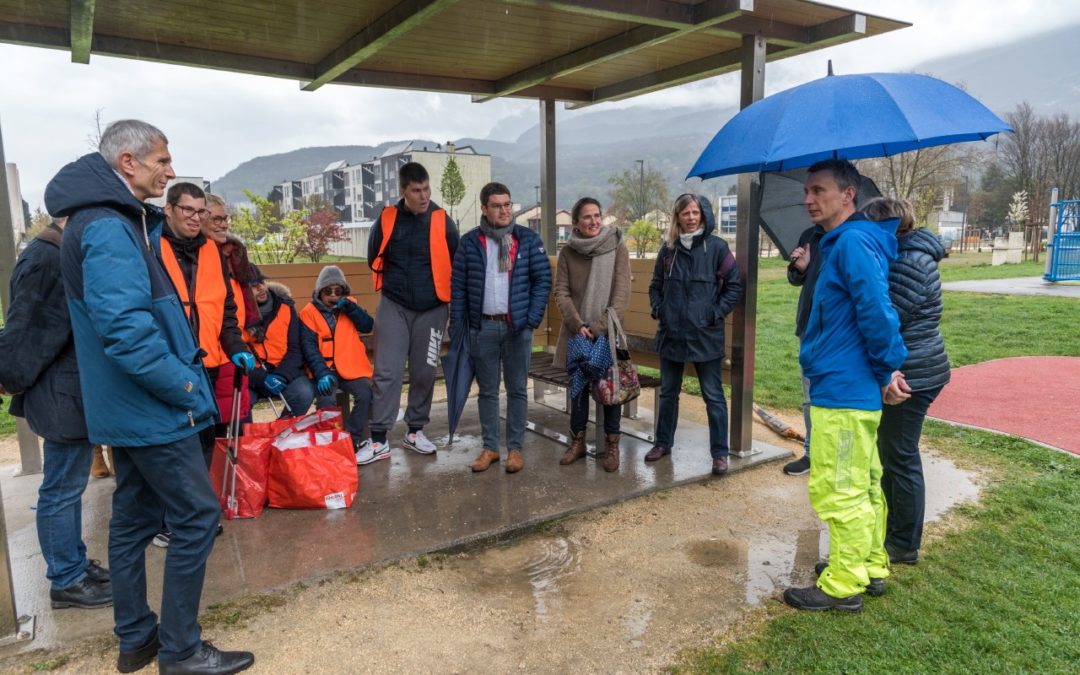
783, 585, 863, 612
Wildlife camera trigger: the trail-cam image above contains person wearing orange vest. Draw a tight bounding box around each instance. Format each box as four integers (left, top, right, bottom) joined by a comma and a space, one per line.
366, 161, 459, 459
157, 182, 254, 548
246, 266, 313, 417
299, 265, 375, 460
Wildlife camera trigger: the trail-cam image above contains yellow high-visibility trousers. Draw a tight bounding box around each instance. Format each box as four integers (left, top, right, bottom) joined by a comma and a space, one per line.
808, 406, 890, 598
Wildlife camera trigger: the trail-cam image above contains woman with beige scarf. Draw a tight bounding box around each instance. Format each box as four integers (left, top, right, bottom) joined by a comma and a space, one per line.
553, 198, 631, 471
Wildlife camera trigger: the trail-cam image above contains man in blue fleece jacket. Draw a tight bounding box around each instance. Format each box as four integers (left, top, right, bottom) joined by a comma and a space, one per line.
783, 159, 910, 613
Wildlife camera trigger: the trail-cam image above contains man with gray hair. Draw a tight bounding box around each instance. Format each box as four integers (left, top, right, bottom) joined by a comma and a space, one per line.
47, 119, 254, 674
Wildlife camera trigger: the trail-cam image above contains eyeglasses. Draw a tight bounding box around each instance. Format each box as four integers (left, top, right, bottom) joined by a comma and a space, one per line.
172, 204, 210, 220
320, 286, 345, 297
487, 202, 514, 211
210, 215, 230, 226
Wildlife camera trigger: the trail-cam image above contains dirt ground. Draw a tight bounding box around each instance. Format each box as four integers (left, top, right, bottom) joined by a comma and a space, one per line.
1, 395, 983, 674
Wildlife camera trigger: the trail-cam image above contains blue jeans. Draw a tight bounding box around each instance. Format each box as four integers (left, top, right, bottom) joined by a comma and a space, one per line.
37, 440, 94, 590
656, 357, 729, 459
251, 376, 314, 419
471, 320, 533, 451
315, 376, 372, 438
110, 432, 219, 664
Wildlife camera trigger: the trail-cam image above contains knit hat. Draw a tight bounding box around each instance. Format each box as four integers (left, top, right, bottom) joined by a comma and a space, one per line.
248, 264, 266, 285
314, 265, 350, 297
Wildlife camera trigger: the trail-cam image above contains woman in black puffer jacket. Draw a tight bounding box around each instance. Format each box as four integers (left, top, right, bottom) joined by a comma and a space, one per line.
863, 197, 950, 566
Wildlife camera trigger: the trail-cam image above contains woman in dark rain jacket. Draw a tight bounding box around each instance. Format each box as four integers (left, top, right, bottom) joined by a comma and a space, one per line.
647, 194, 743, 476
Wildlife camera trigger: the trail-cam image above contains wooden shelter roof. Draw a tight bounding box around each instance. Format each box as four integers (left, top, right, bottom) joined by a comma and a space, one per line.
0, 0, 908, 105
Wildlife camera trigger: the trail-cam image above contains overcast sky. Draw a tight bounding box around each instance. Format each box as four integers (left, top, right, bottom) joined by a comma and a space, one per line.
3, 0, 1078, 211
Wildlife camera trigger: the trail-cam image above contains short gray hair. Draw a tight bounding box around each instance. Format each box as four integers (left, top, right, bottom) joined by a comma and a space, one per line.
98, 119, 168, 169
204, 193, 226, 209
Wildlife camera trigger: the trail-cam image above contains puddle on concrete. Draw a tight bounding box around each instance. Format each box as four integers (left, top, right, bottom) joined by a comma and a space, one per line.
683, 538, 745, 567
622, 593, 653, 648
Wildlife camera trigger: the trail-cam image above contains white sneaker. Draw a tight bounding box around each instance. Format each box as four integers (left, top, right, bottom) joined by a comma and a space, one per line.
356, 440, 391, 465
402, 430, 437, 455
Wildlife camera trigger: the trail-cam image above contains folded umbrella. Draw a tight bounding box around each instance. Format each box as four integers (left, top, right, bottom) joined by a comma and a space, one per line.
443, 324, 474, 443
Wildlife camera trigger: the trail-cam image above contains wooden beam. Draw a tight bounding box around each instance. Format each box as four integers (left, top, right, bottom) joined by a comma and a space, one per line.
572, 46, 746, 107
707, 15, 810, 47
807, 12, 866, 45
303, 0, 460, 92
502, 0, 696, 29
70, 0, 95, 64
478, 0, 751, 102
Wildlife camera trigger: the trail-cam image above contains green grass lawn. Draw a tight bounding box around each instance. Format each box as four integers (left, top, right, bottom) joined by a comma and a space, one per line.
678, 423, 1080, 673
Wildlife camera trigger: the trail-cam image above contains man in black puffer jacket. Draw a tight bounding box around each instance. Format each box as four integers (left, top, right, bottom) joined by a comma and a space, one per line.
864, 197, 950, 567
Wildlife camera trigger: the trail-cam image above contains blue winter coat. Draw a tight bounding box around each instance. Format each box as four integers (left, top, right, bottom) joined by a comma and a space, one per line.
46, 152, 217, 447
450, 222, 551, 336
798, 214, 908, 411
0, 225, 89, 442
889, 228, 951, 392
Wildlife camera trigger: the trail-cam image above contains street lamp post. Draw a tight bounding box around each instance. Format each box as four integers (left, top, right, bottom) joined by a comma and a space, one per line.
635, 159, 645, 221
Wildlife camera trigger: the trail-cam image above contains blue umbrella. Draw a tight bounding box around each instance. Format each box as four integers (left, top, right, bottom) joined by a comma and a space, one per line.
688, 72, 1012, 179
443, 324, 474, 443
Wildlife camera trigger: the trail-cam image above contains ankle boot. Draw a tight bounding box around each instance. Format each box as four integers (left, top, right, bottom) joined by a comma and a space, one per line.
559, 431, 587, 465
602, 433, 620, 472
91, 445, 111, 478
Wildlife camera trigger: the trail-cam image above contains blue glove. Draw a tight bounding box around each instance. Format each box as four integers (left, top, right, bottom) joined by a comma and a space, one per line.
335, 297, 355, 312
264, 373, 287, 395
317, 374, 338, 396
231, 351, 256, 373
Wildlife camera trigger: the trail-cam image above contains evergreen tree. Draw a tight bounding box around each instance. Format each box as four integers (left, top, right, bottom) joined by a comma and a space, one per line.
440, 156, 466, 220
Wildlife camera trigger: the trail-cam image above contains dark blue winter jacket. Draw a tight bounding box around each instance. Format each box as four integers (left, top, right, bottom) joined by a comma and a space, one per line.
889, 228, 951, 392
648, 196, 743, 363
47, 152, 217, 446
449, 222, 551, 336
798, 214, 908, 411
0, 224, 89, 442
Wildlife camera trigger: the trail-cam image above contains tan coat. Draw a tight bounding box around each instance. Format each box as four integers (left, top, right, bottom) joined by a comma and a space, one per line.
552, 239, 631, 369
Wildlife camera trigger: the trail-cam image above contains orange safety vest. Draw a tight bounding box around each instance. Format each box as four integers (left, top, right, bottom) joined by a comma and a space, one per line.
299, 299, 373, 380
248, 302, 291, 368
371, 206, 451, 302
160, 238, 230, 368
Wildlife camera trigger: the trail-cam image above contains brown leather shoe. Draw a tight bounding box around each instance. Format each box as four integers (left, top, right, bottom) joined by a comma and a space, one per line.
602, 434, 620, 473
91, 445, 112, 478
505, 450, 524, 473
559, 432, 587, 465
470, 449, 500, 473
644, 445, 671, 462
712, 457, 729, 476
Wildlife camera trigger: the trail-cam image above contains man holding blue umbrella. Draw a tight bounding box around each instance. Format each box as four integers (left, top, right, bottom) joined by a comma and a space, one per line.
783, 159, 910, 613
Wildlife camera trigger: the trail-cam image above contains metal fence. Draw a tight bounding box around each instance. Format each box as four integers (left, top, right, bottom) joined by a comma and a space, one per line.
1044, 200, 1080, 282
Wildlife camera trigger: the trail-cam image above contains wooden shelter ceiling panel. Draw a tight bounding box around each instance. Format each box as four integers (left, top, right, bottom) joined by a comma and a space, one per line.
355, 3, 630, 81
93, 0, 397, 64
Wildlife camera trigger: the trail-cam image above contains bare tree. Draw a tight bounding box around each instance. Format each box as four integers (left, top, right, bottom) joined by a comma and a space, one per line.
85, 108, 105, 152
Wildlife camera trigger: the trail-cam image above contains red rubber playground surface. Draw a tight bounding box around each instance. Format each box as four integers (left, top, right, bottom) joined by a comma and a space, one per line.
928, 356, 1080, 456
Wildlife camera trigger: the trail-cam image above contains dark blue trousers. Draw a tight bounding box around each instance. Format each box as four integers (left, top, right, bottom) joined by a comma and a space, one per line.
656, 357, 729, 459
877, 385, 944, 554
110, 432, 219, 663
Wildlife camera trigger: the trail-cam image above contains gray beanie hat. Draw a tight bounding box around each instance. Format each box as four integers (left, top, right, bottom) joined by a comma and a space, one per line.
314, 265, 350, 298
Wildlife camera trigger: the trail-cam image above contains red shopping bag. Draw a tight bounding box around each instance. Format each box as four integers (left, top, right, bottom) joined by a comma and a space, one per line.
267, 429, 358, 510
243, 408, 343, 438
209, 435, 273, 519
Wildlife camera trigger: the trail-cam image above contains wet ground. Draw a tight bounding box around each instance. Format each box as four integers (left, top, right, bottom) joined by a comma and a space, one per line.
0, 393, 984, 673
941, 276, 1080, 298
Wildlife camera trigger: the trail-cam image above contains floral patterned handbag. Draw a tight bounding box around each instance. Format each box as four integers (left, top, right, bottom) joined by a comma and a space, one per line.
592, 308, 641, 406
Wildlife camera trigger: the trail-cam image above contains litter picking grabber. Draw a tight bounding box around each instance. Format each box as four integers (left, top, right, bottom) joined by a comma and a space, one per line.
266, 390, 292, 418
220, 365, 245, 519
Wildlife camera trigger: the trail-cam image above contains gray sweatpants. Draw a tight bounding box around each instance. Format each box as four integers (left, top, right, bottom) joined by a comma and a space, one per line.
370, 296, 448, 433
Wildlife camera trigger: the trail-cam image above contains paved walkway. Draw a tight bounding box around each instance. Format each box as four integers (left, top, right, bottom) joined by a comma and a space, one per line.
942, 276, 1080, 298
0, 395, 788, 654
929, 356, 1080, 456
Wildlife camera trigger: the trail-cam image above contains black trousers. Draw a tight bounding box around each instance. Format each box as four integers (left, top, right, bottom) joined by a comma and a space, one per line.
876, 385, 944, 554
569, 390, 621, 436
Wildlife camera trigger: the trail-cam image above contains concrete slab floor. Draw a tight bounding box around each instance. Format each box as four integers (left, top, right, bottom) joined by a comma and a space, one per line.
1, 396, 790, 655
942, 276, 1080, 298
